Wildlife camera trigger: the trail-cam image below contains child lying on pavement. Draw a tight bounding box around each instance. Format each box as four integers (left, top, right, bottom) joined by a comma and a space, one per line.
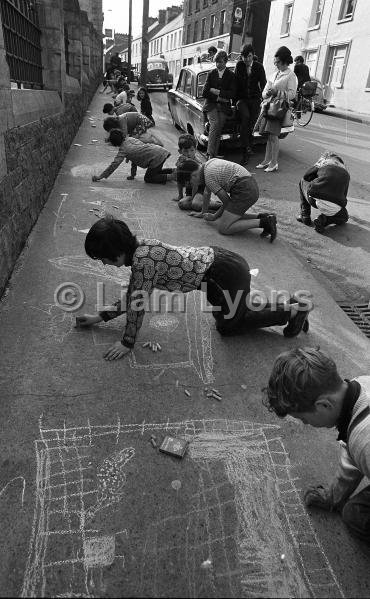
76, 216, 312, 361
92, 129, 175, 184
177, 158, 277, 240
265, 347, 370, 545
297, 151, 350, 234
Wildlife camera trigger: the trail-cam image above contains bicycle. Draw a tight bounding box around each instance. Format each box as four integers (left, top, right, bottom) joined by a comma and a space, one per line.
291, 81, 318, 127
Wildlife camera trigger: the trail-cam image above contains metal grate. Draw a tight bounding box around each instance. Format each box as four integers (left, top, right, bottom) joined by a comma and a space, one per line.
339, 303, 370, 338
0, 0, 43, 88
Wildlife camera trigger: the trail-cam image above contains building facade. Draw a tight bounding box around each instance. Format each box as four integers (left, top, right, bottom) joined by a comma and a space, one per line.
181, 0, 271, 66
148, 12, 184, 81
264, 0, 370, 114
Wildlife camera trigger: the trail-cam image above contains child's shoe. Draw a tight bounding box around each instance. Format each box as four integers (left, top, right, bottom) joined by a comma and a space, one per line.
260, 214, 277, 243
283, 302, 312, 337
296, 215, 312, 226
313, 214, 327, 234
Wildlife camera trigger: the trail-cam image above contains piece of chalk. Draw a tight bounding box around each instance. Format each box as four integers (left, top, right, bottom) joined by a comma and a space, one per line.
250, 268, 259, 276
89, 209, 94, 212
157, 343, 162, 351
150, 434, 156, 440
142, 342, 150, 347
152, 345, 157, 352
211, 388, 221, 395
211, 393, 222, 402
113, 205, 119, 209
150, 438, 157, 448
176, 380, 179, 388
201, 558, 212, 570
241, 384, 247, 390
280, 554, 285, 561
184, 389, 191, 397
74, 143, 82, 146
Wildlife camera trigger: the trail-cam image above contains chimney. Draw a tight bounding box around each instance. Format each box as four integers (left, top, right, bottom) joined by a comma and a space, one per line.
158, 9, 166, 25
165, 5, 182, 24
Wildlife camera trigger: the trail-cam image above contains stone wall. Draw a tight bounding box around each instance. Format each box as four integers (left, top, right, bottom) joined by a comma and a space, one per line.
0, 0, 103, 297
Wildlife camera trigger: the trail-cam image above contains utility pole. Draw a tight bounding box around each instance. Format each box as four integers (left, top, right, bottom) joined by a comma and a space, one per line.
127, 0, 132, 83
140, 0, 149, 86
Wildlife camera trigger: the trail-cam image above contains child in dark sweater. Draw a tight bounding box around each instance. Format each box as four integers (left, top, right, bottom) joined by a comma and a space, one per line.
137, 87, 155, 126
297, 151, 350, 234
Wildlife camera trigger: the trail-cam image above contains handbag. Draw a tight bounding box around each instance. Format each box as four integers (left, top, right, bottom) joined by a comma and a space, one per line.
267, 92, 289, 121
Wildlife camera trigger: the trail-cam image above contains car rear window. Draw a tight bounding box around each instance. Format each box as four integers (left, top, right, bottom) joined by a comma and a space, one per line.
197, 72, 208, 97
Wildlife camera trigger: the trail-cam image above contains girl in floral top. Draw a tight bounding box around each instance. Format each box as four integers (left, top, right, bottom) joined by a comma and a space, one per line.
77, 216, 312, 361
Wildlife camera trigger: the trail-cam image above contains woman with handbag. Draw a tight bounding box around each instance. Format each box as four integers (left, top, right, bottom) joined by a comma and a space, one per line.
255, 46, 297, 172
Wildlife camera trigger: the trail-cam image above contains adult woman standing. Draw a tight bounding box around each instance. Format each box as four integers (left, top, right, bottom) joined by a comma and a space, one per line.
202, 50, 237, 160
256, 46, 297, 172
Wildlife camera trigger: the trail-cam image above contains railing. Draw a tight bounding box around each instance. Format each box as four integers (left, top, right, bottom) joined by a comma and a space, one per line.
0, 0, 43, 88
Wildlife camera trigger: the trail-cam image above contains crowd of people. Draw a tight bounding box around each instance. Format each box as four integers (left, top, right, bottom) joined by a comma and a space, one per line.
74, 43, 369, 548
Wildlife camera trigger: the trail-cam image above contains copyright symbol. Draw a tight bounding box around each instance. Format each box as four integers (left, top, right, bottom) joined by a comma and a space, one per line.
54, 282, 85, 312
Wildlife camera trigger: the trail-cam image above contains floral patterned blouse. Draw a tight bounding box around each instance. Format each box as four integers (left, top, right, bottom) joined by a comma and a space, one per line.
100, 239, 215, 348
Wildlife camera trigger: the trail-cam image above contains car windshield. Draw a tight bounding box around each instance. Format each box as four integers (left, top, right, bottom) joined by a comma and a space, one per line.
148, 62, 166, 71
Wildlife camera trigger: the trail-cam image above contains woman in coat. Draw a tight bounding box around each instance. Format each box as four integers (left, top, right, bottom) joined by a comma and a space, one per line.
255, 46, 297, 172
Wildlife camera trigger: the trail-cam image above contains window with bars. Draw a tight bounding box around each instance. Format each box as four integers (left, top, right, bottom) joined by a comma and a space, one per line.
309, 0, 325, 28
0, 0, 43, 88
280, 3, 293, 36
338, 0, 356, 21
187, 0, 192, 16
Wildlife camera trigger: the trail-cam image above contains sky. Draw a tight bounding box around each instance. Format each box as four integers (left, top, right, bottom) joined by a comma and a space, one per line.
103, 0, 184, 38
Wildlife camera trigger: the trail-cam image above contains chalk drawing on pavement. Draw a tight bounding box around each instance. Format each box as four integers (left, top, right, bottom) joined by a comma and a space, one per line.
30, 303, 75, 343
22, 417, 343, 598
0, 476, 26, 507
49, 255, 131, 287
85, 448, 135, 522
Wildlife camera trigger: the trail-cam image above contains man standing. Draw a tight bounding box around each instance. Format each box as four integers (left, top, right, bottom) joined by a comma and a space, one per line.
202, 50, 237, 160
294, 55, 311, 90
235, 44, 266, 165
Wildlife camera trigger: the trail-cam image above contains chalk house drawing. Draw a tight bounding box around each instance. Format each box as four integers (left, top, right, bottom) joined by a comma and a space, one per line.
22, 418, 343, 598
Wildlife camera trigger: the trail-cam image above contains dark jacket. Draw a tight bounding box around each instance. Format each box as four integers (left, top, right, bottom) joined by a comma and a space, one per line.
303, 164, 350, 208
294, 63, 310, 89
235, 60, 267, 101
202, 68, 237, 113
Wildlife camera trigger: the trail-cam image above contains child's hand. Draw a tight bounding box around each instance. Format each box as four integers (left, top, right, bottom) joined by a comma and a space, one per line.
304, 485, 333, 511
75, 314, 102, 328
188, 211, 204, 218
103, 341, 131, 361
92, 175, 101, 182
203, 212, 219, 221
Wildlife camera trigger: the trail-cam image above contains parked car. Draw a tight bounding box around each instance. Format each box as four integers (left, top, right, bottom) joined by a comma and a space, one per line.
138, 57, 173, 91
310, 76, 327, 112
167, 62, 293, 150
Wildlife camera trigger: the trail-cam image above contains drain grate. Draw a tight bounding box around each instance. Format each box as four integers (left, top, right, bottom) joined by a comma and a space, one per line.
339, 303, 370, 338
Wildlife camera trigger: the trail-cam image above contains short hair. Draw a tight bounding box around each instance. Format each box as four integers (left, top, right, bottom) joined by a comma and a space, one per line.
109, 128, 125, 146
103, 116, 119, 132
208, 46, 217, 55
241, 44, 254, 57
85, 215, 138, 262
103, 103, 114, 114
294, 55, 304, 63
178, 133, 196, 151
264, 347, 343, 418
274, 45, 293, 65
176, 158, 200, 184
215, 50, 228, 63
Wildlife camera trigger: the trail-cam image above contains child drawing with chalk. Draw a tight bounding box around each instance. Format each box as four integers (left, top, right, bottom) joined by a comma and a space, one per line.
76, 216, 312, 361
265, 347, 370, 545
92, 129, 175, 183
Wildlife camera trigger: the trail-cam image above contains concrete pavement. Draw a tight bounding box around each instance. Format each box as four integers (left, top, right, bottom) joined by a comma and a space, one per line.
0, 91, 370, 598
324, 105, 370, 126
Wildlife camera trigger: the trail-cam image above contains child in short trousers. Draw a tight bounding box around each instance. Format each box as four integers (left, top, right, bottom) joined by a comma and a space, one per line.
177, 158, 277, 241
173, 134, 203, 211
76, 217, 312, 360
297, 151, 350, 234
265, 347, 370, 545
92, 129, 175, 184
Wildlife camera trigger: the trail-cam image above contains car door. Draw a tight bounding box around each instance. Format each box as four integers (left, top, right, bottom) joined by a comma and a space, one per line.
176, 69, 193, 130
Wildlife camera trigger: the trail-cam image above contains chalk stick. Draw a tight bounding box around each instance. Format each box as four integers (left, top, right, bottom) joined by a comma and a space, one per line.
157, 343, 162, 351
184, 389, 191, 397
89, 209, 94, 212
211, 388, 221, 395
142, 342, 150, 347
113, 205, 119, 209
150, 438, 157, 448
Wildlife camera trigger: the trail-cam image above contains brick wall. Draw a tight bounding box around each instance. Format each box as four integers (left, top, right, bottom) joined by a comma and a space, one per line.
0, 83, 99, 295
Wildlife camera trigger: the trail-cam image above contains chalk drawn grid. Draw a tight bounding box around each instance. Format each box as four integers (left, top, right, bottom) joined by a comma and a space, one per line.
22, 419, 343, 598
